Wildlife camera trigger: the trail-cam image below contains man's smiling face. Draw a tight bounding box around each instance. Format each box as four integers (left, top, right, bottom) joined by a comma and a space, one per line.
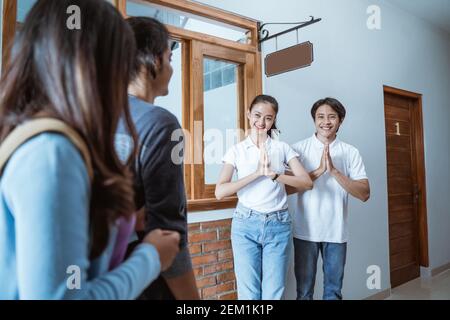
314, 104, 343, 140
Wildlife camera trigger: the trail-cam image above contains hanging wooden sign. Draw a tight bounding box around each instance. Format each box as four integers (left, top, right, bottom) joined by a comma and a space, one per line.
264, 41, 314, 77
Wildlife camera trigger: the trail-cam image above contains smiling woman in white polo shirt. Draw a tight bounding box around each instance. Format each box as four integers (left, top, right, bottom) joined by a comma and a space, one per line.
215, 95, 313, 300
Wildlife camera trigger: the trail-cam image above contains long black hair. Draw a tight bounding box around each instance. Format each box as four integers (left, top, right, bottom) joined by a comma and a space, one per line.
0, 0, 139, 259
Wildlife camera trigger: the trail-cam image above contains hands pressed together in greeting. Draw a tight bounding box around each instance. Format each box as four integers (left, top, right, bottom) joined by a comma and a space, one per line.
317, 144, 338, 177
256, 143, 277, 180
311, 144, 370, 202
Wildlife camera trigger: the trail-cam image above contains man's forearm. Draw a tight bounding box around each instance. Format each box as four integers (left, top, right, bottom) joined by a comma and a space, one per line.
161, 246, 199, 299
164, 268, 199, 300
331, 169, 370, 201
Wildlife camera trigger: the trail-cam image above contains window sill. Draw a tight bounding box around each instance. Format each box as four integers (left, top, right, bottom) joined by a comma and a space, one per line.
187, 196, 238, 212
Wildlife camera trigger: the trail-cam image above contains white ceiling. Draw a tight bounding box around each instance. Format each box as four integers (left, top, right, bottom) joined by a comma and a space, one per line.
388, 0, 450, 34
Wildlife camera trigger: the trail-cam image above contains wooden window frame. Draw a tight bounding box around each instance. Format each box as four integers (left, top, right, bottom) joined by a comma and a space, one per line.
1, 0, 263, 212
120, 0, 259, 48
188, 41, 252, 211
118, 1, 262, 212
1, 0, 17, 69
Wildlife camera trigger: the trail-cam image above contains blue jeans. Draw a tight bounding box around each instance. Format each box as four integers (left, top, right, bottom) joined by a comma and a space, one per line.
293, 238, 347, 300
231, 204, 292, 300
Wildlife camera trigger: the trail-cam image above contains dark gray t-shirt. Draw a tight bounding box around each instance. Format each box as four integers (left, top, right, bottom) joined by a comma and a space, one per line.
115, 95, 190, 278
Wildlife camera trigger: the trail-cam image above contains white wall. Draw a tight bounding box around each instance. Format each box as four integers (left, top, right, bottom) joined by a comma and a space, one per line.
192, 0, 450, 299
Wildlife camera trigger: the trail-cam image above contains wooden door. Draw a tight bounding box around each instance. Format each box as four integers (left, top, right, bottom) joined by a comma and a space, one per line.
384, 86, 429, 288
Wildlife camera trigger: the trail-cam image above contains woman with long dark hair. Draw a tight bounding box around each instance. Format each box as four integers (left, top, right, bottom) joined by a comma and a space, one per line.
0, 0, 179, 299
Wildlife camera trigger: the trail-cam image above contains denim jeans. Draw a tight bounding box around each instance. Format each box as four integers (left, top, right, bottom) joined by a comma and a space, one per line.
293, 238, 347, 300
231, 203, 292, 300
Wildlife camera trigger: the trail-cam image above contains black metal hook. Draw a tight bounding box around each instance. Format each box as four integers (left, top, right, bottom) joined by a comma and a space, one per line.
258, 16, 322, 45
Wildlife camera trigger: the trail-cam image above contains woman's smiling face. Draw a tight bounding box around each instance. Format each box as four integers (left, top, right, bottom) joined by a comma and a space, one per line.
247, 102, 276, 135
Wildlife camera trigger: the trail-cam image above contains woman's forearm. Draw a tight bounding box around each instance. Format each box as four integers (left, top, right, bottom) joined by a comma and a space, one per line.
215, 172, 260, 200
276, 174, 313, 190
309, 168, 325, 181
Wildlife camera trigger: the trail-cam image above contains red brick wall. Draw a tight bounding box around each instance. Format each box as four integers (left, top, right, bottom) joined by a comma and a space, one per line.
188, 219, 237, 300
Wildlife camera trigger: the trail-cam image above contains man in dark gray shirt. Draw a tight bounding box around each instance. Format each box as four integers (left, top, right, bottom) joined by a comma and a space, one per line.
115, 17, 198, 300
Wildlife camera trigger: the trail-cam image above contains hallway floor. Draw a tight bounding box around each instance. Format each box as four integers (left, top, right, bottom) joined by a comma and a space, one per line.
386, 269, 450, 300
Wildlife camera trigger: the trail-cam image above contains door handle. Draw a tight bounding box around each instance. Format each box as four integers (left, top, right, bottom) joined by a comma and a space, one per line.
413, 184, 420, 201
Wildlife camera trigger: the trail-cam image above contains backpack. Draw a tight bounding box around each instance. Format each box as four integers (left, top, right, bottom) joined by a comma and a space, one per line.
0, 117, 134, 270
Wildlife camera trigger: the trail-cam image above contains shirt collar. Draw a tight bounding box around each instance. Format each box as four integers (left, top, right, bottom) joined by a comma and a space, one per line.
311, 133, 339, 148
244, 135, 272, 149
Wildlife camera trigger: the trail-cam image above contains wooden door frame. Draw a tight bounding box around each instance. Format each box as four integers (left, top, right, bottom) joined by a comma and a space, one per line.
384, 85, 429, 267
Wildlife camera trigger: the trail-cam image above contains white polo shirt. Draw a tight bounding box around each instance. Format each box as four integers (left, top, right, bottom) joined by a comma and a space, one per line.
222, 136, 298, 213
291, 134, 368, 243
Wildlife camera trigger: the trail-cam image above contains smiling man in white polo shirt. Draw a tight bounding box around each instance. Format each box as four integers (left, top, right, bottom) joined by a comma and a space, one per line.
291, 97, 370, 300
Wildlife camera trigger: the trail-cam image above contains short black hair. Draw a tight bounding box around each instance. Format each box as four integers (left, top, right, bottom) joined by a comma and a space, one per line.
310, 97, 346, 121
126, 17, 169, 81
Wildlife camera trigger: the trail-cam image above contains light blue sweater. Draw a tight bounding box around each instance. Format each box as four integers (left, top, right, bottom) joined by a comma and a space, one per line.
0, 133, 160, 299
